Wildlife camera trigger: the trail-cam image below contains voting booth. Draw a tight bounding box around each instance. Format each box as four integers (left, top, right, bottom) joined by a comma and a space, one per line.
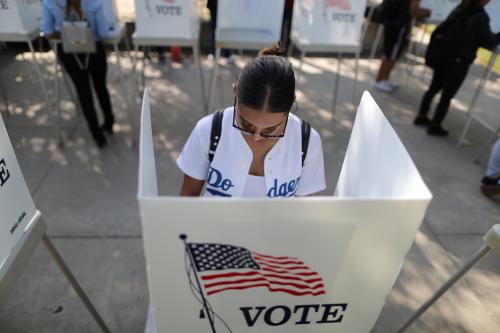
208, 0, 285, 111
0, 115, 110, 332
288, 0, 368, 112
132, 0, 207, 112
137, 90, 433, 332
0, 0, 49, 110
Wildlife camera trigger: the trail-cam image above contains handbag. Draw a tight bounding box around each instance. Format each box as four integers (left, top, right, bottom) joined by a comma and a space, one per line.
60, 5, 96, 70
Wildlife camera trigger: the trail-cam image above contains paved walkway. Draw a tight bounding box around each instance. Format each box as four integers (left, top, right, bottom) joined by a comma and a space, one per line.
0, 42, 499, 332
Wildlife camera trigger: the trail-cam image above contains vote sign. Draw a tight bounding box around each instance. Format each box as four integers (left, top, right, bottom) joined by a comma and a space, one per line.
0, 0, 41, 36
0, 116, 37, 268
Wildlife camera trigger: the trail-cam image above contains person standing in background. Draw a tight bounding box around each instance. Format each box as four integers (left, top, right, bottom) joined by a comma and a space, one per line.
373, 0, 431, 93
207, 0, 232, 60
41, 0, 115, 148
414, 0, 500, 136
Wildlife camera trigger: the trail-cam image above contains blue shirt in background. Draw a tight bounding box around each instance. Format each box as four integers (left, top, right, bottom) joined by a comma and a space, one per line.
41, 0, 111, 41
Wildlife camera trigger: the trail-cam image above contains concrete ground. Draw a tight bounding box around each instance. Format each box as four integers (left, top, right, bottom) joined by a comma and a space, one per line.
0, 39, 499, 333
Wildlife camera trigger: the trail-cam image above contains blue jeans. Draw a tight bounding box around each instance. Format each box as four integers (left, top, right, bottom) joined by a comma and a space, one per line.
487, 138, 500, 178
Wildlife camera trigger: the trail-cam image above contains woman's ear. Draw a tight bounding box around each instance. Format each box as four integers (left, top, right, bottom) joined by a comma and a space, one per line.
232, 83, 237, 95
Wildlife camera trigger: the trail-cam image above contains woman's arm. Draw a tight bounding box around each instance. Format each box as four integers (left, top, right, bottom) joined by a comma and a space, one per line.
409, 0, 431, 19
180, 174, 205, 196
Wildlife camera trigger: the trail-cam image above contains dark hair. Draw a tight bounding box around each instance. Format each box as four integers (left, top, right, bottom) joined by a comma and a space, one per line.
236, 44, 295, 113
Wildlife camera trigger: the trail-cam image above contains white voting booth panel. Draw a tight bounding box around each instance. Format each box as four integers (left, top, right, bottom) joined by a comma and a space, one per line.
0, 0, 41, 38
485, 0, 500, 33
134, 0, 199, 40
290, 0, 367, 51
216, 0, 284, 47
138, 90, 432, 332
0, 115, 37, 267
420, 0, 460, 23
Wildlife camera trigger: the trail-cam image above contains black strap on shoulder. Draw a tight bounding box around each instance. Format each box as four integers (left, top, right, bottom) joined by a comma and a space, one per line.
209, 109, 224, 163
301, 120, 311, 167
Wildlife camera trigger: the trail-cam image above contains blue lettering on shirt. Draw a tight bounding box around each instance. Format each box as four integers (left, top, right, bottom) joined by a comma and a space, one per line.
206, 166, 234, 197
267, 177, 301, 197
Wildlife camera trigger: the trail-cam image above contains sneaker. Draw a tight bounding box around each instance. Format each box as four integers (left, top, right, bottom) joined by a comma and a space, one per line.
482, 175, 500, 185
426, 124, 449, 137
373, 80, 394, 93
413, 115, 431, 127
480, 177, 500, 197
207, 54, 214, 61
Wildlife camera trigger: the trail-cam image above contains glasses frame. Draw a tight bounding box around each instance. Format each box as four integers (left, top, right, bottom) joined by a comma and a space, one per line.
232, 97, 290, 139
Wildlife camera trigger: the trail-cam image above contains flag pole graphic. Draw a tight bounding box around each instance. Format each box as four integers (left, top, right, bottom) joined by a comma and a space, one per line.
180, 234, 217, 333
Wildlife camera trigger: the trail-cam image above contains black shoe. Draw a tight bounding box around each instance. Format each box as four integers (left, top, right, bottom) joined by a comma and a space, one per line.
426, 124, 449, 137
93, 132, 107, 148
481, 183, 500, 197
413, 115, 431, 127
101, 122, 114, 135
482, 176, 500, 185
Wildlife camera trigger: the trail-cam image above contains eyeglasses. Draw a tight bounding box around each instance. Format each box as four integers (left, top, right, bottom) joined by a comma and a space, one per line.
232, 97, 289, 139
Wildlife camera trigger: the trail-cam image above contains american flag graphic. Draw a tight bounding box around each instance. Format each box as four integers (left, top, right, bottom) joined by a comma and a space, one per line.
188, 243, 326, 297
324, 0, 351, 11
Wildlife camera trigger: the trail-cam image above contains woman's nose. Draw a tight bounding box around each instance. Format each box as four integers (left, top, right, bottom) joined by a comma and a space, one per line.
252, 132, 263, 142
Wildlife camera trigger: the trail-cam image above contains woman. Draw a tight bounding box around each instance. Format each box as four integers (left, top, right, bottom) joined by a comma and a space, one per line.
41, 0, 115, 148
177, 45, 326, 197
414, 0, 500, 137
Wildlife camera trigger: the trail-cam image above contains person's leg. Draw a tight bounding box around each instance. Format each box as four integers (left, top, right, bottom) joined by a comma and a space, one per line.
209, 8, 217, 56
416, 66, 445, 119
89, 43, 115, 132
486, 138, 500, 178
431, 63, 469, 125
481, 138, 500, 196
376, 58, 397, 82
58, 48, 105, 146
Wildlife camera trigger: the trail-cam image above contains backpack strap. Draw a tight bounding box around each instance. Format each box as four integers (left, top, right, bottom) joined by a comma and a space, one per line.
208, 109, 224, 163
301, 120, 311, 167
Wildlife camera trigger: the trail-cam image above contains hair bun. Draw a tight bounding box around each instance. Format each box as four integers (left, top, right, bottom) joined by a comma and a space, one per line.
258, 44, 287, 57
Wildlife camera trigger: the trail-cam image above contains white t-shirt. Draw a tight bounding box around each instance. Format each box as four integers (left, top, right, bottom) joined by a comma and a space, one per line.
177, 107, 326, 197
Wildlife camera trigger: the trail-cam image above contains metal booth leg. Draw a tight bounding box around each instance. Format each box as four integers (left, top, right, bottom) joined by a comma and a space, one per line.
27, 39, 50, 106
332, 53, 343, 114
193, 43, 208, 114
42, 234, 111, 333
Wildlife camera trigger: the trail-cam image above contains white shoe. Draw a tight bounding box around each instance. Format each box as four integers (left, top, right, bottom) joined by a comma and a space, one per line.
207, 54, 214, 61
385, 80, 398, 90
373, 80, 394, 93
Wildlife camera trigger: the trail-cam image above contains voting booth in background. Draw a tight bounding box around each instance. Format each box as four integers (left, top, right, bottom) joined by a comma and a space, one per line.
138, 90, 433, 332
0, 0, 49, 112
0, 114, 110, 332
420, 0, 460, 24
288, 0, 368, 112
208, 0, 285, 111
132, 0, 207, 113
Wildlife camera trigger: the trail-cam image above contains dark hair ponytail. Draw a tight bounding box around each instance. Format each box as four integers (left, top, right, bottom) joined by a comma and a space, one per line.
236, 44, 295, 113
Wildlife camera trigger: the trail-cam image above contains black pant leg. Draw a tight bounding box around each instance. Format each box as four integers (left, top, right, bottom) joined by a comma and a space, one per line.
57, 47, 101, 136
418, 66, 446, 116
432, 61, 470, 125
89, 44, 114, 125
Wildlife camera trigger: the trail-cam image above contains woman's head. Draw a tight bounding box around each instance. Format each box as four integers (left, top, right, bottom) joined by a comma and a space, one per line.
234, 44, 295, 114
